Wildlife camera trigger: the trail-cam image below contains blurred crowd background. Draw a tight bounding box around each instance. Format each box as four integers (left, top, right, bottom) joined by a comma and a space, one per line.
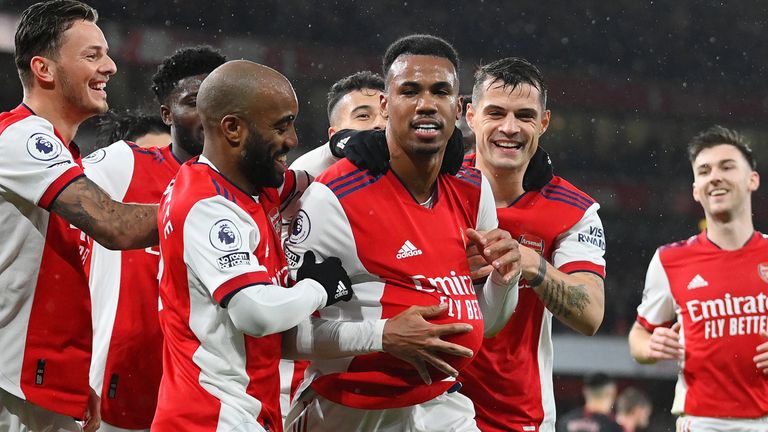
2, 1, 766, 429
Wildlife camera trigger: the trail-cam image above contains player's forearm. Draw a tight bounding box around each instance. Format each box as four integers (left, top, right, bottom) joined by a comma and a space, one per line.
477, 272, 520, 337
228, 279, 327, 338
628, 322, 657, 364
282, 315, 385, 360
52, 176, 158, 250
527, 257, 604, 335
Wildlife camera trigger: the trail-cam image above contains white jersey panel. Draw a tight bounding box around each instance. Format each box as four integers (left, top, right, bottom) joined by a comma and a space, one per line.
0, 116, 78, 206
636, 250, 677, 327
183, 196, 269, 300
82, 140, 135, 200
83, 140, 135, 396
289, 143, 338, 178
538, 310, 555, 432
551, 203, 605, 271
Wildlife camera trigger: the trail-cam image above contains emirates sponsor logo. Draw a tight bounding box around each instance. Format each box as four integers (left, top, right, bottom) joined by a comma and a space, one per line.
687, 292, 768, 339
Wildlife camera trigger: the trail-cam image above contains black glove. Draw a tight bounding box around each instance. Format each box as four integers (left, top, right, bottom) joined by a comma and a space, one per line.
297, 251, 353, 307
331, 129, 390, 175
440, 127, 465, 175
522, 146, 554, 191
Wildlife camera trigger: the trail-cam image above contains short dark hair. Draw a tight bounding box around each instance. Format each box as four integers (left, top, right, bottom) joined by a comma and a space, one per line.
15, 0, 98, 86
326, 71, 385, 122
584, 373, 615, 392
472, 57, 548, 110
151, 46, 227, 105
382, 34, 459, 81
687, 125, 756, 170
96, 109, 169, 148
616, 387, 651, 415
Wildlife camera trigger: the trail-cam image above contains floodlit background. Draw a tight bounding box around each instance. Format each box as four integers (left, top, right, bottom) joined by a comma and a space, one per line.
2, 1, 766, 430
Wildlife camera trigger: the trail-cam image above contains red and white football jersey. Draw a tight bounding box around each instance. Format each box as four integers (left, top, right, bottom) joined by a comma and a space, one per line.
637, 231, 768, 418
0, 104, 91, 418
284, 159, 498, 410
153, 156, 296, 432
460, 154, 606, 432
82, 141, 179, 429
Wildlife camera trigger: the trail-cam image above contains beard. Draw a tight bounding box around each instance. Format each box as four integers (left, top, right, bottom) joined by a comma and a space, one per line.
240, 130, 284, 189
175, 124, 204, 157
60, 72, 107, 117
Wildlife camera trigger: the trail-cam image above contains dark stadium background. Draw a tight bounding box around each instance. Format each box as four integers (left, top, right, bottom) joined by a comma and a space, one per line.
2, 1, 766, 430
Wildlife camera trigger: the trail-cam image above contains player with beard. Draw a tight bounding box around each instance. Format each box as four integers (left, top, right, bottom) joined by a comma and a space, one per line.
153, 60, 353, 432
81, 46, 225, 432
0, 2, 159, 431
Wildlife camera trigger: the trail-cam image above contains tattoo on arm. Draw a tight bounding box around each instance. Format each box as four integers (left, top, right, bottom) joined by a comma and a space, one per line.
51, 176, 158, 250
531, 257, 591, 319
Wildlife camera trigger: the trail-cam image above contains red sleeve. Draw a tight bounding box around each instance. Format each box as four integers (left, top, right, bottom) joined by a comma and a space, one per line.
38, 167, 84, 210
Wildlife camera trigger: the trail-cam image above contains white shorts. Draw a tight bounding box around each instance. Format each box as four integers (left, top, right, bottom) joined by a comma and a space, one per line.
285, 386, 479, 432
677, 414, 768, 432
0, 388, 82, 432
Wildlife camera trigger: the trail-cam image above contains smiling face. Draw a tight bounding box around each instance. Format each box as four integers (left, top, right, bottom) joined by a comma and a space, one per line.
240, 85, 299, 189
692, 143, 759, 221
382, 55, 461, 157
51, 20, 116, 119
329, 88, 385, 137
468, 79, 549, 176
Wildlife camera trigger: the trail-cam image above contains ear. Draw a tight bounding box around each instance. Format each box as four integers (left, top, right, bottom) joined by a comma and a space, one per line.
159, 105, 172, 126
380, 93, 388, 120
466, 103, 476, 131
456, 95, 463, 121
220, 115, 244, 147
749, 171, 760, 192
328, 126, 336, 139
30, 56, 55, 85
540, 110, 551, 136
692, 180, 701, 203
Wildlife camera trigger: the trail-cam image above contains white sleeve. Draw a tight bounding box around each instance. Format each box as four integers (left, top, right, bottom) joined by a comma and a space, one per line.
227, 279, 327, 338
184, 196, 281, 304
279, 169, 314, 243
0, 115, 83, 208
282, 316, 387, 360
473, 173, 519, 337
283, 182, 366, 277
289, 143, 339, 178
476, 173, 499, 231
636, 249, 676, 330
82, 140, 135, 200
551, 203, 606, 274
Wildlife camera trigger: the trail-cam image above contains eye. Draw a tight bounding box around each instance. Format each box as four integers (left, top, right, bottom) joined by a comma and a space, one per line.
355, 113, 371, 120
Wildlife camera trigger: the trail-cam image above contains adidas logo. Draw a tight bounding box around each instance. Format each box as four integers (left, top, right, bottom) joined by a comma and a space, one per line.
687, 274, 709, 289
335, 281, 349, 298
336, 136, 350, 151
396, 240, 423, 259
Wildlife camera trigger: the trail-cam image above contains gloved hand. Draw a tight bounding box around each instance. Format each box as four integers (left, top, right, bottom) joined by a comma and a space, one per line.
297, 251, 353, 307
440, 127, 465, 175
331, 129, 390, 175
522, 146, 553, 191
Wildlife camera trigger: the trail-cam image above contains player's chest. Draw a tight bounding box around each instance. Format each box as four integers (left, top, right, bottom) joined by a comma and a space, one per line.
667, 251, 768, 303
498, 200, 580, 259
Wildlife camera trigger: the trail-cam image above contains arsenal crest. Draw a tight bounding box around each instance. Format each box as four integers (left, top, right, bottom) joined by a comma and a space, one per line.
759, 263, 768, 284
518, 233, 545, 256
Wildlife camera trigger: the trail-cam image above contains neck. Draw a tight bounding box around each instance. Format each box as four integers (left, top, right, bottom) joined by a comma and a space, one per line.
705, 215, 754, 250
584, 399, 613, 415
202, 141, 256, 196
23, 90, 86, 143
477, 157, 526, 207
387, 131, 442, 203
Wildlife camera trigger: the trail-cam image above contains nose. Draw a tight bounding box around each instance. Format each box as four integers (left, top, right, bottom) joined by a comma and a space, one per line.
101, 53, 117, 77
371, 112, 386, 130
498, 114, 520, 135
285, 128, 298, 150
415, 93, 438, 114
